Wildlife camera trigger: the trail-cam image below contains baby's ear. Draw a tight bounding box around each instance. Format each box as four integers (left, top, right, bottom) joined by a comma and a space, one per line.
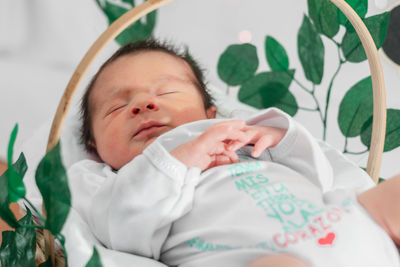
88, 139, 97, 150
206, 106, 217, 119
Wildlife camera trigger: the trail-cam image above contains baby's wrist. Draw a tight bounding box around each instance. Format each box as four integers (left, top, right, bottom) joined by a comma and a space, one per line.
170, 141, 199, 168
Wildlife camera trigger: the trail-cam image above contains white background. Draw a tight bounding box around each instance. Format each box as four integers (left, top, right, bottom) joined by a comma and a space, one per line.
0, 0, 399, 178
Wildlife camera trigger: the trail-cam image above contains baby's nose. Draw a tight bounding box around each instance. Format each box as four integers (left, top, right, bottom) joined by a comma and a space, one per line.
131, 101, 159, 115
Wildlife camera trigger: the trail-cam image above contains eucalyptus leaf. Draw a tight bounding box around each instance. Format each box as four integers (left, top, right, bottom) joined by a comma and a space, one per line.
297, 15, 325, 84
361, 109, 400, 152
259, 82, 289, 107
35, 142, 71, 235
341, 12, 390, 62
238, 70, 295, 109
338, 0, 368, 25
95, 0, 157, 46
0, 209, 36, 267
265, 36, 289, 71
86, 247, 103, 267
260, 83, 299, 116
122, 0, 134, 4
116, 10, 157, 45
274, 91, 299, 117
338, 76, 373, 137
217, 43, 259, 86
308, 0, 339, 38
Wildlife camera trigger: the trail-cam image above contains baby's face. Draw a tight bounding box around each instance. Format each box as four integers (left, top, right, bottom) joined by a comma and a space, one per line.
90, 51, 216, 169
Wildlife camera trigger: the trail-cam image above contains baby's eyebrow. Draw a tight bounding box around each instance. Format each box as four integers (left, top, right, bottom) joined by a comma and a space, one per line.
104, 88, 130, 103
155, 74, 193, 86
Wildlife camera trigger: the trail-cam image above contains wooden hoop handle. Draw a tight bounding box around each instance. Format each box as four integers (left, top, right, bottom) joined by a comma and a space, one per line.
329, 0, 386, 183
47, 0, 387, 183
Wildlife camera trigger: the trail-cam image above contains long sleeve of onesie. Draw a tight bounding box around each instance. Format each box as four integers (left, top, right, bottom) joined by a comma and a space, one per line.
68, 141, 201, 259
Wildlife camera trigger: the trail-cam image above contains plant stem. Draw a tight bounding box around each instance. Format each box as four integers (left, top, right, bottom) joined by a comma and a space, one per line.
297, 106, 319, 112
343, 137, 369, 155
292, 77, 313, 94
344, 149, 369, 155
288, 72, 324, 127
322, 44, 343, 140
310, 91, 324, 123
226, 84, 230, 95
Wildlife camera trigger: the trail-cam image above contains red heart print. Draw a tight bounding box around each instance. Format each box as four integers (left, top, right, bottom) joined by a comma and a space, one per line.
318, 232, 335, 246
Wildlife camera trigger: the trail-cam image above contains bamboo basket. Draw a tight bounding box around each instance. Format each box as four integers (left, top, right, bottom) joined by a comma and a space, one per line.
43, 0, 387, 264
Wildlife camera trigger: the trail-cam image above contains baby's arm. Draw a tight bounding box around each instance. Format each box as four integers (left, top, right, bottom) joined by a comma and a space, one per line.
68, 144, 201, 259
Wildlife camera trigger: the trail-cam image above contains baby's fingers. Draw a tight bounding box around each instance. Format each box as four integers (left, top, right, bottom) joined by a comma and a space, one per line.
251, 135, 274, 158
227, 130, 258, 151
205, 120, 247, 140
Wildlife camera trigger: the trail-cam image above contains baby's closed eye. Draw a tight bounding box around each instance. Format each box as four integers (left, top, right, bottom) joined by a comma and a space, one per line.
157, 88, 179, 96
106, 104, 127, 116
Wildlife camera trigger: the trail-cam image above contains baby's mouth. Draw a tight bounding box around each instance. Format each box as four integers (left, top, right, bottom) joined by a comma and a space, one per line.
133, 122, 167, 139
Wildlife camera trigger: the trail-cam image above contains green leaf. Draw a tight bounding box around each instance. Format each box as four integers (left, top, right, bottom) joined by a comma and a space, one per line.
5, 124, 27, 202
217, 43, 259, 86
38, 258, 52, 267
0, 209, 36, 267
12, 153, 28, 178
116, 10, 157, 45
86, 247, 103, 267
7, 153, 27, 203
274, 91, 299, 117
308, 0, 339, 38
259, 83, 289, 107
7, 124, 18, 166
338, 76, 373, 137
265, 36, 289, 71
0, 153, 28, 228
297, 15, 325, 84
259, 83, 299, 116
95, 0, 157, 46
0, 172, 19, 228
35, 142, 71, 236
121, 0, 134, 4
360, 109, 400, 152
341, 12, 390, 63
338, 0, 368, 25
238, 70, 296, 110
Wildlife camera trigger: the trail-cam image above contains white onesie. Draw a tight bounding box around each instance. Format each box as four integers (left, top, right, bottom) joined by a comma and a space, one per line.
68, 108, 400, 267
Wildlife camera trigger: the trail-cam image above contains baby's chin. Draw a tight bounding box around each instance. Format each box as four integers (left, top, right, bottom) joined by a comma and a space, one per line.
144, 136, 158, 147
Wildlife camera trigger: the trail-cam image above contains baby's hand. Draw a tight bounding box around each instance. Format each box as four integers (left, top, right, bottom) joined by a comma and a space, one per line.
171, 121, 286, 171
230, 125, 287, 158
170, 120, 251, 171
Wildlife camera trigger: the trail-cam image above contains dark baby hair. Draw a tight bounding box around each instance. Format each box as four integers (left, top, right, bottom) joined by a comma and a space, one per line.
80, 39, 214, 154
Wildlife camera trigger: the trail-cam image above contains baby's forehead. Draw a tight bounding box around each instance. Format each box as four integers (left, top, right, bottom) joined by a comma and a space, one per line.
89, 51, 198, 106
